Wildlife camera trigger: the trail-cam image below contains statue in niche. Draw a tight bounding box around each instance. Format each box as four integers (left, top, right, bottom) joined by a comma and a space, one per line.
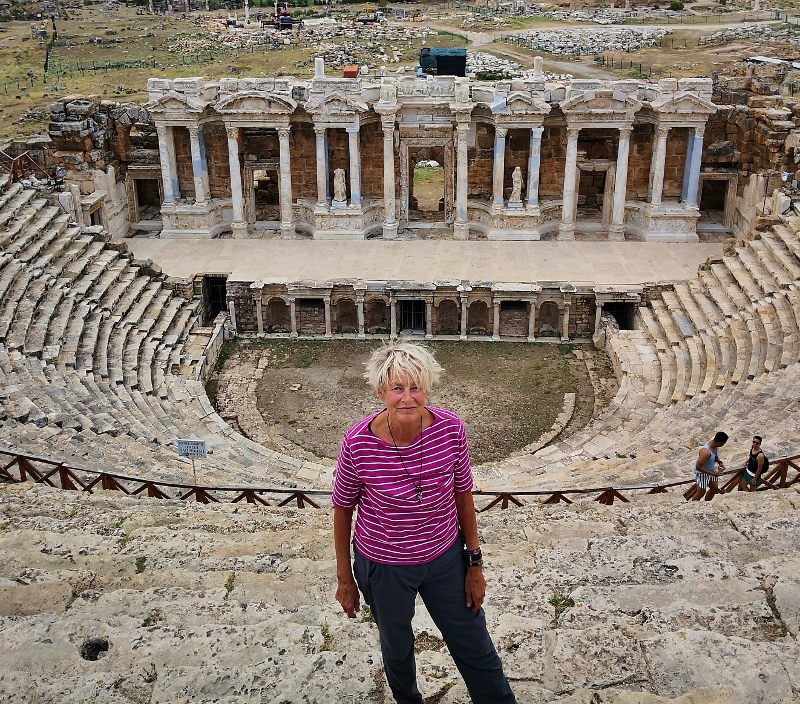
333, 168, 347, 204
510, 166, 523, 204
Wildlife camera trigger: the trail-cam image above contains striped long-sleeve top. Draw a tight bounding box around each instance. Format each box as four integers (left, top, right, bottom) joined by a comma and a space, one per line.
332, 406, 473, 565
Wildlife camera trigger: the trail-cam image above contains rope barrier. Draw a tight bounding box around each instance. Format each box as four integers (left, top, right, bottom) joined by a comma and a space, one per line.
1, 449, 797, 511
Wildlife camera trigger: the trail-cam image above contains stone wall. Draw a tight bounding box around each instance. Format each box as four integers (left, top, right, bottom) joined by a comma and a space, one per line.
628, 123, 654, 200
360, 121, 384, 200
290, 121, 317, 201
227, 282, 256, 332
469, 122, 494, 200
664, 127, 690, 199
539, 125, 567, 198
205, 124, 231, 199
173, 126, 194, 200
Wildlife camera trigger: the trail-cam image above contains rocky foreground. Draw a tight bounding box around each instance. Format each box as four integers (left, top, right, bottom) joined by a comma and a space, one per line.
0, 481, 798, 704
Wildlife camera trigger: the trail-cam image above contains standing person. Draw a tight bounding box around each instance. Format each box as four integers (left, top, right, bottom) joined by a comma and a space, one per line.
688, 431, 728, 501
740, 435, 769, 491
332, 341, 517, 704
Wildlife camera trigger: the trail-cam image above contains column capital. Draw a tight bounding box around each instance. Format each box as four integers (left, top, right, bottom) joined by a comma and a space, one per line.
314, 125, 326, 136
694, 123, 706, 138
566, 126, 580, 140
187, 124, 200, 138
495, 126, 508, 139
225, 125, 239, 141
277, 125, 291, 140
618, 126, 633, 140
156, 123, 169, 138
656, 124, 671, 139
531, 125, 545, 138
595, 299, 604, 308
346, 125, 360, 135
456, 122, 470, 136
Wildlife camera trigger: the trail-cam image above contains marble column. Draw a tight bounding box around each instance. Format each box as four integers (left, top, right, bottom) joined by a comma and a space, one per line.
454, 122, 469, 239
609, 126, 632, 241
460, 296, 468, 340
492, 301, 501, 341
324, 298, 332, 338
314, 126, 328, 207
389, 296, 397, 337
649, 125, 670, 206
228, 300, 237, 330
278, 126, 295, 235
527, 300, 537, 342
346, 124, 362, 207
561, 303, 571, 342
492, 126, 508, 209
255, 297, 264, 334
187, 125, 209, 205
156, 124, 178, 205
383, 120, 398, 239
425, 301, 433, 340
681, 130, 695, 202
289, 297, 298, 338
559, 127, 580, 240
526, 126, 544, 210
357, 295, 365, 338
594, 300, 604, 334
226, 126, 247, 237
684, 125, 705, 208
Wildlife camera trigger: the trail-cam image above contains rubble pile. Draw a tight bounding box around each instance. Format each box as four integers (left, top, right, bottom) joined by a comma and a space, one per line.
508, 26, 671, 56
164, 21, 429, 66
467, 52, 571, 80
699, 23, 797, 46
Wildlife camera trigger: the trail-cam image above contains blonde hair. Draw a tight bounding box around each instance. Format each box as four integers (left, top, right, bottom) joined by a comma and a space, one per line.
364, 340, 443, 392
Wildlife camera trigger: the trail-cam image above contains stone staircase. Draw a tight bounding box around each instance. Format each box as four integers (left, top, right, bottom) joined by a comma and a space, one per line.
0, 184, 332, 490
0, 480, 797, 704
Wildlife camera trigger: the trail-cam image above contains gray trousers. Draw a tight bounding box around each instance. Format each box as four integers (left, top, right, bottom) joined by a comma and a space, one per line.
353, 537, 517, 704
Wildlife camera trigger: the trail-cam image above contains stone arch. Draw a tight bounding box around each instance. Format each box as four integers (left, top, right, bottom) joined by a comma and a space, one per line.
265, 297, 290, 333
335, 298, 358, 334
467, 301, 491, 336
436, 299, 459, 335
537, 300, 560, 337
365, 299, 388, 334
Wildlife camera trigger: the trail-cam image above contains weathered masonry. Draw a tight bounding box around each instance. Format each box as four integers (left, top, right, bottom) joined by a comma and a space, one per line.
224, 278, 642, 342
146, 63, 716, 241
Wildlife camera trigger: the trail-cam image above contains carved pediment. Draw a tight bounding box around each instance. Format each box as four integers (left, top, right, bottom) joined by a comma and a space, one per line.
305, 92, 368, 117
146, 91, 205, 114
215, 91, 296, 115
496, 91, 551, 116
560, 89, 642, 118
651, 91, 717, 116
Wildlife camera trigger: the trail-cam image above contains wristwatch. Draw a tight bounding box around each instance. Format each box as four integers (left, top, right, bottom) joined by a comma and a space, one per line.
465, 547, 483, 568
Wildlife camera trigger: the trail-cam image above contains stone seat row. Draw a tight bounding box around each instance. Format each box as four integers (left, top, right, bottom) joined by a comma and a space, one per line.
0, 186, 333, 488
483, 217, 800, 490
1, 480, 794, 703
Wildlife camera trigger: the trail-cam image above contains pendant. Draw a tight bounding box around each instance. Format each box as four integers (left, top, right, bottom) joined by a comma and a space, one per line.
415, 486, 422, 503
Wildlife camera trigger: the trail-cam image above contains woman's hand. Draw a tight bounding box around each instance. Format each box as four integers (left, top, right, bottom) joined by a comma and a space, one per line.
336, 576, 360, 618
464, 567, 486, 613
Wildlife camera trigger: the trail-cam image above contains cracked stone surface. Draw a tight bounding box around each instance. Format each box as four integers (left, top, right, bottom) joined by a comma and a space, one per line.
0, 483, 798, 703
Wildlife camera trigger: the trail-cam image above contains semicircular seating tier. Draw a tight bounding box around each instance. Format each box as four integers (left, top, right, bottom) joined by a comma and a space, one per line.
1, 174, 799, 493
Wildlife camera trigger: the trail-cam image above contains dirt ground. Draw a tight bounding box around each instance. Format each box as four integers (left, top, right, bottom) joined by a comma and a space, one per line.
0, 2, 791, 141
209, 338, 618, 465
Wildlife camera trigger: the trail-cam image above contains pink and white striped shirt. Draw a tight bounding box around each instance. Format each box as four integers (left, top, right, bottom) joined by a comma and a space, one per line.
332, 406, 473, 565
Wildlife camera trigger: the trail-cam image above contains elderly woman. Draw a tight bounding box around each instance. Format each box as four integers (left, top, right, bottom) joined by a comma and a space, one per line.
332, 341, 516, 704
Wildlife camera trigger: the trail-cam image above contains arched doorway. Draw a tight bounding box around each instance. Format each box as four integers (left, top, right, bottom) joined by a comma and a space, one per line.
467, 301, 491, 335
537, 301, 560, 337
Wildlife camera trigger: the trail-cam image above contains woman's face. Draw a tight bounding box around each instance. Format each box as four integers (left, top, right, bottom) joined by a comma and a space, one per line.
377, 373, 428, 425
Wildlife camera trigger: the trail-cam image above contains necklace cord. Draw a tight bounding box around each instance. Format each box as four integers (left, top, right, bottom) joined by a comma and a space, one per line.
387, 413, 424, 503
